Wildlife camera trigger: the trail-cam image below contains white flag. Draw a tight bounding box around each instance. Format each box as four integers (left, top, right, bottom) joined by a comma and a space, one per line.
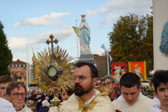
101, 44, 112, 62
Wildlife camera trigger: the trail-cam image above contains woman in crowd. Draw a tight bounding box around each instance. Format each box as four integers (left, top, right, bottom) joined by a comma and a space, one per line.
58, 88, 73, 102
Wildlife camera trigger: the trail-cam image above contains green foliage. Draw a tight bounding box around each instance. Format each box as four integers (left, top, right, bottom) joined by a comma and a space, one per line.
0, 21, 13, 76
108, 14, 153, 70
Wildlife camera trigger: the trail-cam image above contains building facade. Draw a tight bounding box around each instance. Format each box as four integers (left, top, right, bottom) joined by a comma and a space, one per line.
8, 59, 33, 88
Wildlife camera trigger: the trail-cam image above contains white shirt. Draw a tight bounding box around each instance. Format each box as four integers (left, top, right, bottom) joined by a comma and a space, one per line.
0, 97, 16, 112
153, 96, 160, 105
16, 104, 32, 112
150, 104, 165, 112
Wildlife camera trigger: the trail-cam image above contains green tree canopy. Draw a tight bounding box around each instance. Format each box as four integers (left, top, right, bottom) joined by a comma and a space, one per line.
0, 21, 13, 76
109, 13, 153, 69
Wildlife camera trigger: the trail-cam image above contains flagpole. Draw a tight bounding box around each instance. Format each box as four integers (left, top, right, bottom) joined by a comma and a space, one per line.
106, 44, 110, 76
26, 44, 29, 89
76, 20, 79, 59
107, 53, 110, 76
101, 44, 112, 76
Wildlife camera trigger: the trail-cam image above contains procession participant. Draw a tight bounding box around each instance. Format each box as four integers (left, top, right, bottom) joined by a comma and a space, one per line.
150, 70, 168, 112
0, 76, 15, 112
99, 76, 105, 86
6, 81, 32, 112
102, 75, 120, 101
59, 61, 115, 112
0, 96, 16, 112
58, 88, 73, 102
0, 75, 14, 99
112, 72, 156, 112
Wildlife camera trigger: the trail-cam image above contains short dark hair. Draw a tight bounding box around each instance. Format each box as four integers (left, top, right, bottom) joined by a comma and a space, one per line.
6, 81, 27, 95
59, 87, 73, 102
152, 70, 168, 93
120, 72, 140, 89
75, 61, 98, 78
0, 76, 14, 84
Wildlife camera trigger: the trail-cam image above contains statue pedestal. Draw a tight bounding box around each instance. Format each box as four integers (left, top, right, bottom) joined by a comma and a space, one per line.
79, 54, 96, 65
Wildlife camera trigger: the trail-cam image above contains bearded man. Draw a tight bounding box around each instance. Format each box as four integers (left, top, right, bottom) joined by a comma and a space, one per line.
58, 61, 115, 112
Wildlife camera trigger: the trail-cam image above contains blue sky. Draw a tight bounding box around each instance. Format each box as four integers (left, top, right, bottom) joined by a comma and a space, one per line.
0, 0, 152, 64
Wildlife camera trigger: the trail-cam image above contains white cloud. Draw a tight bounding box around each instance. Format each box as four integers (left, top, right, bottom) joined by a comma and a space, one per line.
8, 37, 28, 49
86, 0, 152, 26
9, 27, 74, 50
14, 12, 70, 27
8, 26, 75, 63
92, 48, 104, 56
35, 27, 74, 46
65, 44, 77, 50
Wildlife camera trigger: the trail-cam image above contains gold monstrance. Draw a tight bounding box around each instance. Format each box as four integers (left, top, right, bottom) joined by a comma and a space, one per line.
33, 34, 74, 106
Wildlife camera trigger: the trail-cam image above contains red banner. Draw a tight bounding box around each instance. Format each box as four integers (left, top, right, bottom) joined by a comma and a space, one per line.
112, 62, 127, 82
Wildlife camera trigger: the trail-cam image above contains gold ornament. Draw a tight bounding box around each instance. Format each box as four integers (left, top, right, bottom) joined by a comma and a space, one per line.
33, 45, 74, 106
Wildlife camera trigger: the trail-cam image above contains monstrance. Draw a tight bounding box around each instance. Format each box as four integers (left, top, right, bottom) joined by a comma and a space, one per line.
33, 34, 74, 106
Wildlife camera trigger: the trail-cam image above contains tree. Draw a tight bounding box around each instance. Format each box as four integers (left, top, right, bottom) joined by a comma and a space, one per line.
108, 14, 153, 69
141, 15, 153, 70
0, 21, 13, 76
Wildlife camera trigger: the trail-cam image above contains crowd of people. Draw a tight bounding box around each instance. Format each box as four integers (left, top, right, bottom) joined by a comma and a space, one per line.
0, 61, 168, 112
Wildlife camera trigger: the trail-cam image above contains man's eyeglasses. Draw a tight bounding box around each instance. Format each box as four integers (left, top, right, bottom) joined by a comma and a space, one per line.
72, 76, 91, 82
102, 82, 112, 86
12, 93, 26, 98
